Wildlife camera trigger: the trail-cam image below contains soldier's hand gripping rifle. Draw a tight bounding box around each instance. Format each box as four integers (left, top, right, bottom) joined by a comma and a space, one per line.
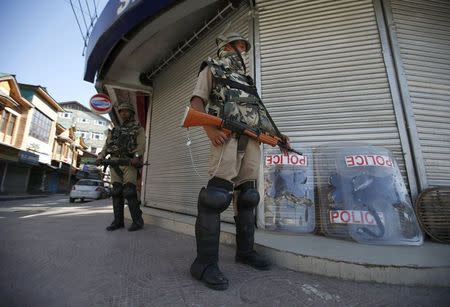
181, 106, 302, 155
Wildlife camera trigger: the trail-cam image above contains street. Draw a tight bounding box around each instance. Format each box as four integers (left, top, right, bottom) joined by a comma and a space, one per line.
0, 195, 449, 306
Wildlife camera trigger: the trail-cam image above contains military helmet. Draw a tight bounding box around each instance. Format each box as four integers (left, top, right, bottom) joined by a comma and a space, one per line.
117, 102, 135, 113
216, 32, 251, 52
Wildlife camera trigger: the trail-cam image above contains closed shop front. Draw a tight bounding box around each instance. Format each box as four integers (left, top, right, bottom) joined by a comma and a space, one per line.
144, 3, 251, 222
255, 0, 408, 181
389, 0, 450, 187
4, 164, 29, 193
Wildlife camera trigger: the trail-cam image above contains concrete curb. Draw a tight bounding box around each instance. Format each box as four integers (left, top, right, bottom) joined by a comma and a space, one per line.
125, 206, 450, 287
0, 195, 50, 202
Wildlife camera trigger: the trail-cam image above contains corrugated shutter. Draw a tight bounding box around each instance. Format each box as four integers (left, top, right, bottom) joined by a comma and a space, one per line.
256, 0, 408, 179
390, 0, 450, 187
144, 3, 250, 222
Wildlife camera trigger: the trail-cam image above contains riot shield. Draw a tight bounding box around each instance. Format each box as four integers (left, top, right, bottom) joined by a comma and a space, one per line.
263, 147, 315, 233
316, 143, 423, 245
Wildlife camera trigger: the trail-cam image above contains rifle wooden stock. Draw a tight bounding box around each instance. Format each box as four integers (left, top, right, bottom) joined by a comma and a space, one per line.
182, 106, 281, 148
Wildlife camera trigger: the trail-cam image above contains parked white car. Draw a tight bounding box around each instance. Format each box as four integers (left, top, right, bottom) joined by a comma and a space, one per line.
69, 179, 108, 203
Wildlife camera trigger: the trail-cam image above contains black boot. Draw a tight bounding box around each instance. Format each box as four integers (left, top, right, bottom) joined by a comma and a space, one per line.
234, 213, 270, 270
106, 195, 124, 231
235, 181, 270, 270
124, 183, 144, 232
190, 210, 228, 290
190, 178, 233, 290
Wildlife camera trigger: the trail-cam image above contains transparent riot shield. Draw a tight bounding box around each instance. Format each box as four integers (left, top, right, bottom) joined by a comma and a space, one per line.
316, 143, 423, 245
263, 147, 315, 233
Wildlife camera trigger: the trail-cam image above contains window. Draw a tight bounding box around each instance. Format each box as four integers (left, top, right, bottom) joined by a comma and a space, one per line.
0, 109, 7, 132
76, 179, 101, 186
94, 120, 106, 126
59, 112, 72, 119
90, 147, 97, 153
30, 109, 52, 142
0, 110, 17, 137
6, 115, 16, 136
56, 142, 62, 154
92, 132, 104, 140
77, 130, 90, 139
77, 118, 90, 124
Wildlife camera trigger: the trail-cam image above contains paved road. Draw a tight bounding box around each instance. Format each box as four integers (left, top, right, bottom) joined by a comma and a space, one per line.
0, 196, 449, 306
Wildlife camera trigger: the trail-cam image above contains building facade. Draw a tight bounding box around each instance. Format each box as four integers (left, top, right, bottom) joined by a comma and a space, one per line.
57, 101, 111, 155
0, 74, 38, 193
19, 83, 66, 193
1, 76, 89, 194
49, 125, 89, 193
83, 0, 450, 226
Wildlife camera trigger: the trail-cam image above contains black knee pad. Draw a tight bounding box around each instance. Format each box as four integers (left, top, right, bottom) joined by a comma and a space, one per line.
198, 177, 233, 213
123, 183, 137, 199
111, 183, 123, 197
236, 181, 260, 211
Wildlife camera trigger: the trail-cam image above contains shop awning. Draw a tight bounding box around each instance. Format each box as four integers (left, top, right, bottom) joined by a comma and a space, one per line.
84, 0, 177, 82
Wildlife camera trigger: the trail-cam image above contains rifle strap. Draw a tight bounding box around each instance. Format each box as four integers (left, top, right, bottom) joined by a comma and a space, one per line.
213, 77, 283, 140
213, 78, 259, 97
255, 97, 283, 140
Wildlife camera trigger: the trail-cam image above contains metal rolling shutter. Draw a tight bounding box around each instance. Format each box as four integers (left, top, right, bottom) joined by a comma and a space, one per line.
144, 4, 250, 221
390, 0, 450, 187
256, 0, 408, 177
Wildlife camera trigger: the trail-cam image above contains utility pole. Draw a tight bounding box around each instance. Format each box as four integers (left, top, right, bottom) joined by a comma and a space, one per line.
67, 143, 75, 194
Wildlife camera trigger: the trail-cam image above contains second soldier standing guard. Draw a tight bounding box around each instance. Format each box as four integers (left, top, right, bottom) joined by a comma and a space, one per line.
97, 102, 146, 232
189, 32, 291, 290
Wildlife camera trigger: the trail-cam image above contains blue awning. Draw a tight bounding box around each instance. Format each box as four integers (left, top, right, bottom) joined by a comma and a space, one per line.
84, 0, 177, 83
18, 150, 39, 166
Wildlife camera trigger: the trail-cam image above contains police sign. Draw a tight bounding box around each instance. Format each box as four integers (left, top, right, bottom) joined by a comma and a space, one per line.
89, 93, 112, 114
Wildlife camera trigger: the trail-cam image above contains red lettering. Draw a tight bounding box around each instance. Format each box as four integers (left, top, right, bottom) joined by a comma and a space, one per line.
352, 211, 362, 224
330, 211, 339, 223
376, 155, 385, 166
346, 156, 355, 167
273, 155, 281, 164
355, 155, 365, 166
266, 155, 272, 165
364, 212, 375, 225
299, 156, 306, 166
290, 155, 298, 165
340, 211, 350, 223
386, 158, 393, 167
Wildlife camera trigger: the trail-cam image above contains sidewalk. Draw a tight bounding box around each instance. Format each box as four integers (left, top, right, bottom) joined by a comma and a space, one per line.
0, 197, 449, 306
0, 193, 54, 201
132, 206, 450, 287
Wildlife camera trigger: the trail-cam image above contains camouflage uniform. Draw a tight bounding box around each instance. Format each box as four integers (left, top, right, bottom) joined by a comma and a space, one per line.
190, 32, 272, 291
98, 103, 146, 232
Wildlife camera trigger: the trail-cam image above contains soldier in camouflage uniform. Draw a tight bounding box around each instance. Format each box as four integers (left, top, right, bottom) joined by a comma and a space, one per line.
189, 32, 290, 290
97, 102, 146, 232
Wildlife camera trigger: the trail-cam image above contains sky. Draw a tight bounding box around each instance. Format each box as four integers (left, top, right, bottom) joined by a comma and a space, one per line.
0, 0, 107, 108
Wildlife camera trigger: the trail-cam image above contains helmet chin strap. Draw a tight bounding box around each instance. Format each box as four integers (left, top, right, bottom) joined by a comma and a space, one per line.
231, 42, 246, 74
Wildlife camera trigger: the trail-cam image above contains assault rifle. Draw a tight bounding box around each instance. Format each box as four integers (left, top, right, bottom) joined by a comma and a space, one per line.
181, 106, 302, 155
85, 158, 149, 172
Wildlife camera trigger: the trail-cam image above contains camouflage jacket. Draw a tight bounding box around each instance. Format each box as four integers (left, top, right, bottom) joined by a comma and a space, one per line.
103, 121, 143, 158
202, 57, 275, 134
